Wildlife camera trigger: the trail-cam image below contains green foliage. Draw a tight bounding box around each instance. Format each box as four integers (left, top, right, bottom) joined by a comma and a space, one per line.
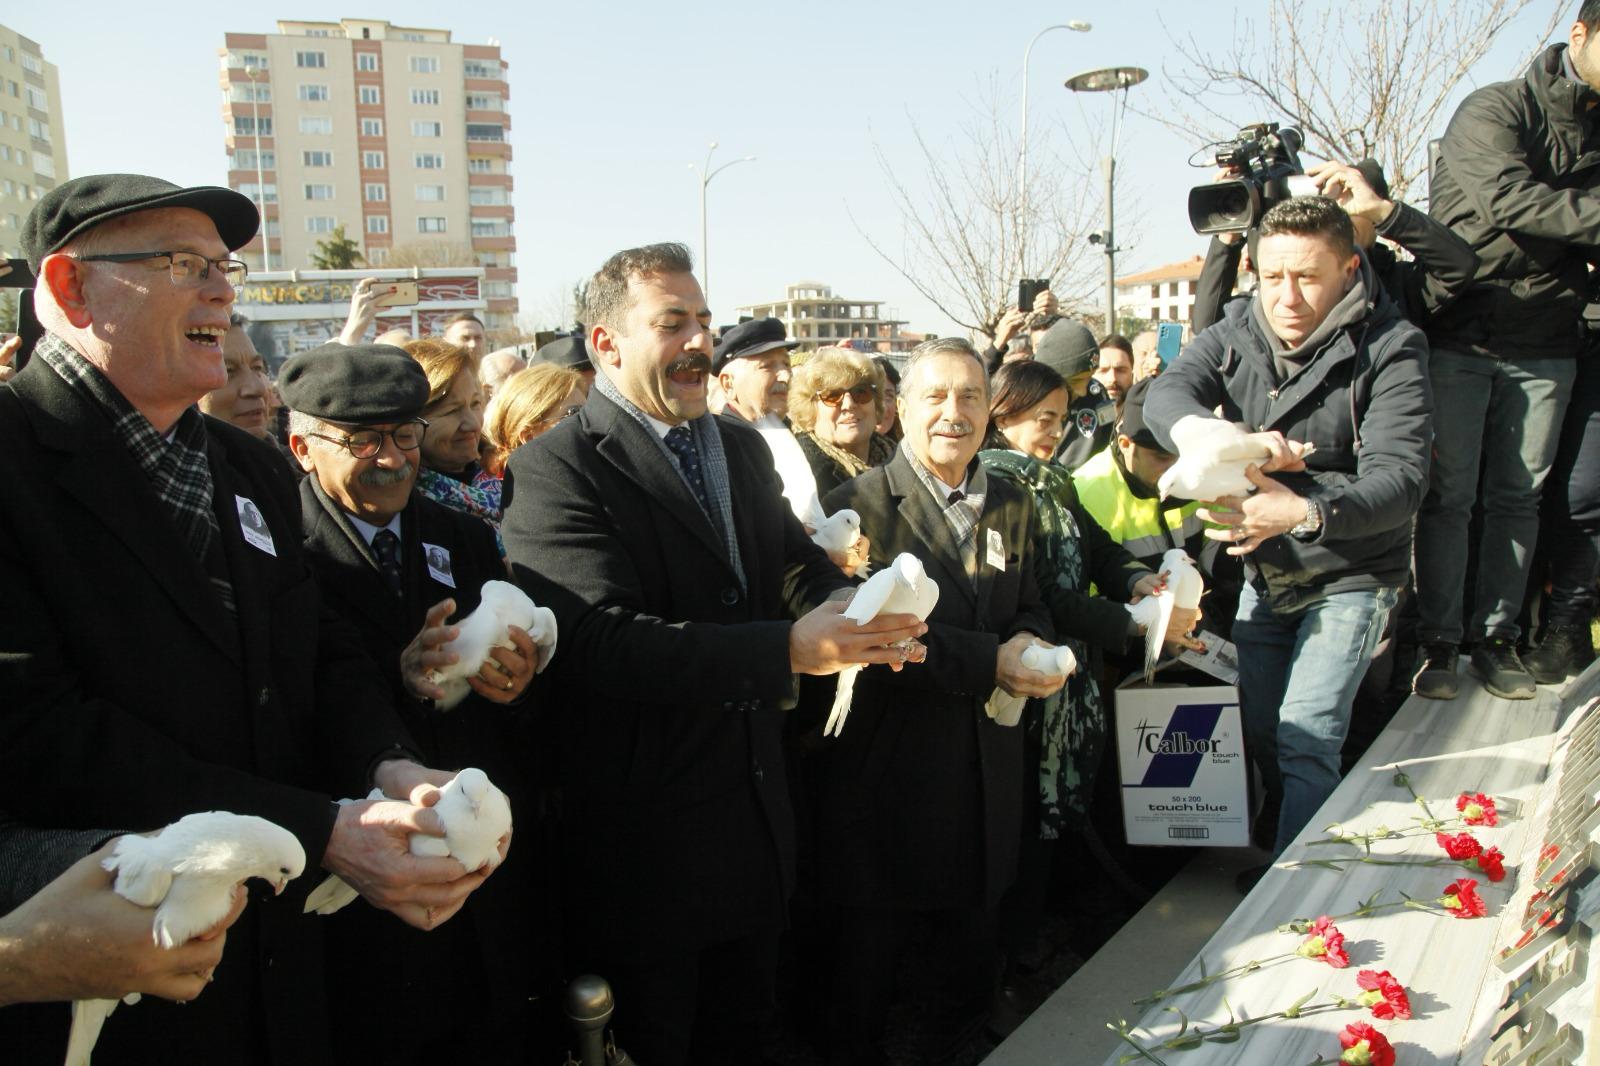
309, 225, 365, 270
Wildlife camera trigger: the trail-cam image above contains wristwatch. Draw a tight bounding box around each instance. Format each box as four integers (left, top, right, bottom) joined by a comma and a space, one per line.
1289, 498, 1323, 540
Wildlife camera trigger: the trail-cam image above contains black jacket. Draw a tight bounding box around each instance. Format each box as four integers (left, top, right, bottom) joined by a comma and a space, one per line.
502, 389, 851, 960
819, 453, 1052, 910
0, 354, 416, 1064
1191, 201, 1478, 334
1144, 262, 1433, 610
1428, 43, 1600, 361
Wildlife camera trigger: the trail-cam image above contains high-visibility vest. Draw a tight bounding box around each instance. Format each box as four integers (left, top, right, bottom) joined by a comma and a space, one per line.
1073, 447, 1207, 569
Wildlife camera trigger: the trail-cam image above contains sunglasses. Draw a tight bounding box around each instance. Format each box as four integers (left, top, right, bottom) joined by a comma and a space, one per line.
815, 384, 877, 408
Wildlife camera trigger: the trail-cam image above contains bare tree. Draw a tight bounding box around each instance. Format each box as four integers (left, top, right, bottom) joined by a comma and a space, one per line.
851, 76, 1106, 340
384, 240, 480, 269
1154, 0, 1565, 201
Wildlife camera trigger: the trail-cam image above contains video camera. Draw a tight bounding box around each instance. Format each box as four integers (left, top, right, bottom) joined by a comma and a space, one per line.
1186, 122, 1309, 236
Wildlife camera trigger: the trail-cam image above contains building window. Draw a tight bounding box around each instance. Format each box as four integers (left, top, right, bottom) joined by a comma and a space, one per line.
239, 52, 268, 70
20, 53, 42, 75
409, 56, 439, 74
468, 187, 506, 206
299, 116, 333, 135
463, 59, 499, 79
303, 150, 333, 167
34, 153, 54, 178
362, 150, 385, 169
24, 87, 47, 113
359, 85, 381, 105
297, 84, 328, 102
413, 153, 444, 169
417, 217, 447, 233
233, 149, 276, 170
368, 246, 389, 265
230, 84, 270, 103
467, 158, 493, 174
356, 53, 379, 72
365, 215, 389, 234
28, 118, 50, 143
364, 182, 387, 201
466, 93, 501, 112
304, 184, 334, 200
304, 28, 331, 37
471, 219, 512, 238
411, 89, 440, 105
295, 51, 326, 68
239, 182, 278, 203
361, 118, 383, 137
234, 116, 273, 136
411, 120, 443, 137
484, 280, 514, 298
306, 216, 337, 234
415, 184, 446, 201
465, 123, 502, 143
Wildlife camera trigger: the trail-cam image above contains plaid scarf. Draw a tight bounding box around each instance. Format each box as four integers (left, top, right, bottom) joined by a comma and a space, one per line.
35, 334, 230, 609
591, 368, 746, 591
900, 438, 986, 585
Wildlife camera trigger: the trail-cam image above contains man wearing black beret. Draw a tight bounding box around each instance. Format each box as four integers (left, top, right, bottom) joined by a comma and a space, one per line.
281, 341, 539, 1061
0, 174, 492, 1064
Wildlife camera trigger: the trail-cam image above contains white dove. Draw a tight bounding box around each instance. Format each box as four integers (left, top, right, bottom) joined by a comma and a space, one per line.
428, 580, 557, 710
303, 768, 511, 917
68, 812, 305, 1066
1158, 414, 1315, 502
1124, 549, 1204, 681
824, 553, 941, 737
810, 509, 872, 578
986, 641, 1078, 727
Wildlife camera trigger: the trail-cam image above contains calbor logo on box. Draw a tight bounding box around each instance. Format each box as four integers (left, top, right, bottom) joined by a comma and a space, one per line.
1115, 685, 1248, 847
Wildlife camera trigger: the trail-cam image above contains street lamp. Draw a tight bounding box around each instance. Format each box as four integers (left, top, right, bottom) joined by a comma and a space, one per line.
687, 142, 756, 310
245, 65, 272, 272
1018, 20, 1091, 274
1066, 64, 1146, 336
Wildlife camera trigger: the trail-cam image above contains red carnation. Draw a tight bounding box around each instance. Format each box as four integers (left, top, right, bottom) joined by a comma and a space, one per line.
1436, 832, 1482, 860
1356, 969, 1412, 1020
1296, 917, 1350, 968
1440, 877, 1487, 918
1457, 792, 1498, 826
1473, 846, 1507, 883
1339, 1021, 1396, 1066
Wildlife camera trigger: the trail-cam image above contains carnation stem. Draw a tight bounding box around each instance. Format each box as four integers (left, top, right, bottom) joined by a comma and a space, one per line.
1393, 769, 1439, 822
1291, 854, 1457, 873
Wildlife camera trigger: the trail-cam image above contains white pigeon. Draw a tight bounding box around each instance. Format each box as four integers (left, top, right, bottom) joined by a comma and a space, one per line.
67, 812, 305, 1066
1124, 549, 1204, 681
428, 580, 558, 710
1157, 414, 1314, 502
986, 640, 1078, 727
303, 769, 511, 917
810, 508, 873, 578
824, 553, 941, 737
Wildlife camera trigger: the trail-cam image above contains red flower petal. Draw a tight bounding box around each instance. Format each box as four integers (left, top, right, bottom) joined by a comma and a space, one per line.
1476, 846, 1506, 883
1457, 791, 1498, 826
1436, 831, 1482, 860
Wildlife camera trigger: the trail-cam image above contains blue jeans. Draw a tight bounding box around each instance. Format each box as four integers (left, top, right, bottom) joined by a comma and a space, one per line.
1234, 582, 1398, 854
1415, 349, 1576, 643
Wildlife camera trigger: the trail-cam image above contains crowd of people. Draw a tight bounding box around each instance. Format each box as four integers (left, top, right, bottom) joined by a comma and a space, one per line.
6, 4, 1600, 1064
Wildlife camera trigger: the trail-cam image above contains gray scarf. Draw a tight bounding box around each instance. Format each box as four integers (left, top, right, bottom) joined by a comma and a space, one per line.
1253, 248, 1375, 384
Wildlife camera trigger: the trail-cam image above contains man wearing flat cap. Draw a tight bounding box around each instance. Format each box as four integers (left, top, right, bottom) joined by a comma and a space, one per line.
714, 317, 798, 428
1032, 319, 1118, 470
0, 174, 493, 1064
283, 341, 541, 1061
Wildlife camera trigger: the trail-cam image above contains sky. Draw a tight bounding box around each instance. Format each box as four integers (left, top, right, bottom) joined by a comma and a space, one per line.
4, 1, 1571, 338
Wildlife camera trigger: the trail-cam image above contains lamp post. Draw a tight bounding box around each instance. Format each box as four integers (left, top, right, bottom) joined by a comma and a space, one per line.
687, 142, 756, 310
1066, 65, 1146, 335
245, 65, 272, 271
1018, 20, 1091, 274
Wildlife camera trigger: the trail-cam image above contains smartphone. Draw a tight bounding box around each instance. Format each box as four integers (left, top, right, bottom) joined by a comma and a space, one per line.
1017, 278, 1050, 313
0, 258, 36, 288
1156, 322, 1184, 367
373, 280, 419, 307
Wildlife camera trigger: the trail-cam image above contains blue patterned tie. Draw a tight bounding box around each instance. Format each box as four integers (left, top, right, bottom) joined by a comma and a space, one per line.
663, 425, 715, 520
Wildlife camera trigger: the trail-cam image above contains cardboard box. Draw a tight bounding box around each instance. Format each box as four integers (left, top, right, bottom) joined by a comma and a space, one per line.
1115, 683, 1249, 847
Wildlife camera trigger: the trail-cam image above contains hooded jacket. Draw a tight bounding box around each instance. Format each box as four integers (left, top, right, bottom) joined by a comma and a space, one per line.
1143, 251, 1433, 611
1427, 43, 1600, 361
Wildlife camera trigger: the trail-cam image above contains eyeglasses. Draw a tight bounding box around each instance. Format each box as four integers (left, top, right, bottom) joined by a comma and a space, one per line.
815, 384, 877, 408
534, 404, 583, 430
76, 250, 250, 289
307, 419, 429, 459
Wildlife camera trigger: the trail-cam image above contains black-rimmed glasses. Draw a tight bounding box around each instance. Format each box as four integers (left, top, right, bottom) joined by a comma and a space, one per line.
534, 404, 583, 430
815, 384, 877, 408
76, 250, 249, 289
307, 419, 429, 459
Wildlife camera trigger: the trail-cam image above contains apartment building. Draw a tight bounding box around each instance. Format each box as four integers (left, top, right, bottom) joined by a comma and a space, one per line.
737, 281, 914, 354
218, 19, 517, 331
0, 24, 68, 254
1114, 256, 1206, 330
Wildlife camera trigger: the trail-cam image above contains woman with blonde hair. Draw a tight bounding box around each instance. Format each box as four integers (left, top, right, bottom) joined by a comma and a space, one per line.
789, 346, 897, 499
403, 338, 502, 543
481, 364, 587, 477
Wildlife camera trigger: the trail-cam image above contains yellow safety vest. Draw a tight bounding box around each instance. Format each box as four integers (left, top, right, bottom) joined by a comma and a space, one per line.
1073, 447, 1207, 567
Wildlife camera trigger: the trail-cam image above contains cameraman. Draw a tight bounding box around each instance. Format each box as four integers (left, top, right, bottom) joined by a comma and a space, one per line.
1192, 159, 1476, 333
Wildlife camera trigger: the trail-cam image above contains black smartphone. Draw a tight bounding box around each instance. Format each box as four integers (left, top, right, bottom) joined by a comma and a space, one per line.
0, 258, 36, 288
1017, 278, 1050, 313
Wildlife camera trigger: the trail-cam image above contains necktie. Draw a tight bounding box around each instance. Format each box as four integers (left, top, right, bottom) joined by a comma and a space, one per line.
372, 529, 404, 598
948, 490, 964, 504
664, 425, 715, 520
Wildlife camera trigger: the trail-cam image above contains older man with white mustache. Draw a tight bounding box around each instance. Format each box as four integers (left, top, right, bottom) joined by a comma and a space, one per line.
816, 336, 1068, 1062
